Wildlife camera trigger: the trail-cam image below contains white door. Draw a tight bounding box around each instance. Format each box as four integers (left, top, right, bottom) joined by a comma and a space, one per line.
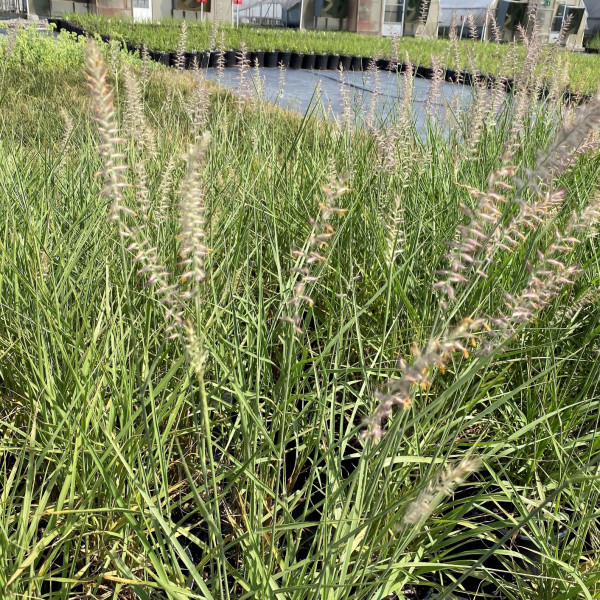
382, 0, 404, 37
133, 0, 152, 22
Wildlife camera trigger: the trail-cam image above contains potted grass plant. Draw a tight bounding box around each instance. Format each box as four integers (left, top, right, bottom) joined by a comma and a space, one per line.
302, 52, 316, 69
224, 49, 238, 68
315, 52, 330, 70
264, 49, 279, 68
289, 50, 303, 69
327, 54, 340, 70
339, 55, 352, 71
250, 50, 265, 67
278, 49, 292, 68
350, 55, 363, 71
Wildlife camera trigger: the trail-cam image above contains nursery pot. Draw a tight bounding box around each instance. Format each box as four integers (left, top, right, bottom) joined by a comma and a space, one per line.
198, 51, 210, 69
185, 51, 196, 69
301, 53, 316, 69
156, 51, 170, 66
460, 70, 473, 85
416, 66, 434, 79
339, 55, 352, 71
278, 51, 291, 68
315, 54, 329, 70
209, 51, 219, 68
350, 55, 362, 71
127, 42, 141, 57
327, 54, 340, 70
362, 56, 374, 71
264, 51, 279, 68
289, 52, 303, 69
376, 57, 391, 71
251, 50, 265, 67
48, 17, 62, 32
187, 51, 205, 69
224, 49, 238, 68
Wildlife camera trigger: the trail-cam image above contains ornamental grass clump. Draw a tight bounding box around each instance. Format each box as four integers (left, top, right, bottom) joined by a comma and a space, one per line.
3, 21, 600, 600
361, 9, 600, 443
283, 174, 349, 334
87, 38, 209, 364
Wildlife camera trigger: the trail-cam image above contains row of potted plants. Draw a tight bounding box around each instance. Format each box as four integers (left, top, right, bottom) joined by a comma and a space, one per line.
57, 13, 396, 57
51, 18, 506, 86
56, 13, 600, 93
48, 17, 595, 100
51, 18, 392, 73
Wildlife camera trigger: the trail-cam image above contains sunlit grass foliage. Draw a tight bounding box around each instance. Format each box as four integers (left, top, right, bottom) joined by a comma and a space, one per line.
1, 22, 600, 600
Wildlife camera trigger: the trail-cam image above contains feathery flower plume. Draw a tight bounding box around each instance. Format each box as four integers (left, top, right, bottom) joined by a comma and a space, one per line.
338, 65, 354, 134
216, 31, 226, 80
236, 42, 252, 104
208, 20, 218, 51
86, 41, 184, 336
415, 0, 430, 36
175, 20, 187, 71
448, 13, 462, 85
483, 189, 600, 343
366, 57, 381, 130
437, 96, 600, 306
362, 318, 489, 442
60, 108, 74, 151
486, 6, 501, 43
177, 134, 212, 377
140, 44, 150, 89
155, 155, 178, 223
506, 9, 545, 157
433, 164, 515, 304
179, 132, 212, 291
276, 61, 286, 104
253, 57, 266, 102
107, 39, 121, 83
186, 68, 210, 141
390, 34, 400, 71
466, 74, 491, 155
86, 40, 211, 363
375, 55, 414, 172
559, 286, 600, 326
122, 66, 156, 155
466, 11, 478, 41
531, 97, 600, 187
404, 457, 481, 525
282, 174, 349, 335
425, 55, 444, 122
384, 195, 405, 266
85, 39, 129, 222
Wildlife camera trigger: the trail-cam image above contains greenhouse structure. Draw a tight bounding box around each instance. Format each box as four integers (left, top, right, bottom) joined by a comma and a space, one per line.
22, 0, 596, 45
273, 0, 590, 42
583, 0, 600, 39
31, 0, 232, 22
457, 0, 590, 47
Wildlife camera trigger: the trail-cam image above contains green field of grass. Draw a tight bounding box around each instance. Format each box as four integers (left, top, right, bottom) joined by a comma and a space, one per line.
62, 13, 600, 94
1, 24, 600, 600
